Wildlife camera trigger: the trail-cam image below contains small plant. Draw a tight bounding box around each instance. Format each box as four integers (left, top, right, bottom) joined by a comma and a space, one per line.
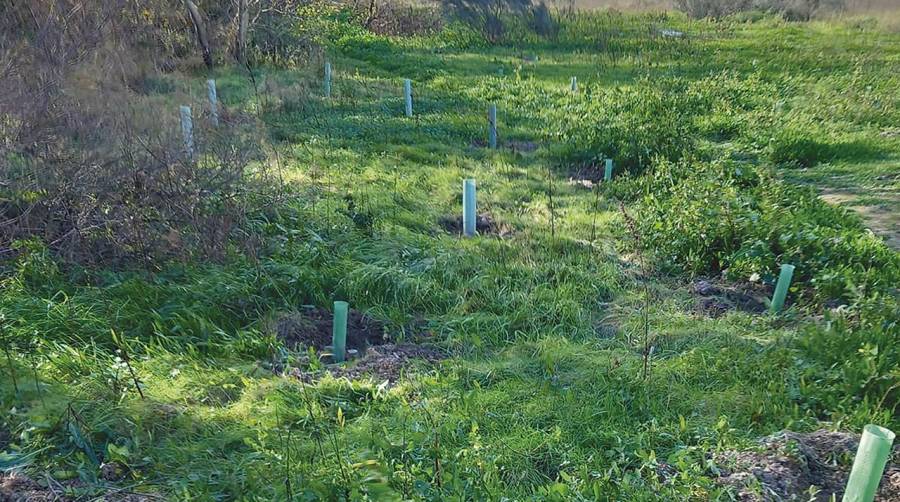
620, 202, 654, 381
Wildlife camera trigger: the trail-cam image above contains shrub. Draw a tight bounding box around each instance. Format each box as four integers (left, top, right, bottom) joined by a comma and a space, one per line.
674, 0, 847, 20
632, 157, 900, 303
529, 1, 558, 38
797, 298, 900, 429
0, 0, 280, 265
549, 77, 701, 175
440, 0, 533, 43
353, 0, 445, 36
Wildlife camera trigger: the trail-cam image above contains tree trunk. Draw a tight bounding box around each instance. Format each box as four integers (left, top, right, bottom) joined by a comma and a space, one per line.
235, 0, 248, 63
364, 0, 378, 28
185, 0, 213, 69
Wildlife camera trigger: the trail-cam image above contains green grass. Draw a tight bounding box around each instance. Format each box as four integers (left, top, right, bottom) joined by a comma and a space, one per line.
1, 10, 898, 500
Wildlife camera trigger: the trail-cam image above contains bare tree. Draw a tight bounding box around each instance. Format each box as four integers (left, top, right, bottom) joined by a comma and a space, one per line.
185, 0, 214, 69
235, 0, 249, 63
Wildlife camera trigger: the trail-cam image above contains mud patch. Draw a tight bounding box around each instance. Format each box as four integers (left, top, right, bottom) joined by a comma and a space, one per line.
691, 279, 768, 317
0, 471, 159, 501
438, 212, 513, 237
714, 429, 900, 501
276, 305, 386, 357
291, 343, 444, 385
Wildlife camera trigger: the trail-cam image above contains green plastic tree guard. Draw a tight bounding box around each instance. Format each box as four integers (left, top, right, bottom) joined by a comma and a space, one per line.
604, 158, 613, 181
488, 104, 497, 149
332, 301, 348, 363
843, 424, 895, 502
571, 76, 578, 92
404, 79, 412, 117
463, 179, 476, 237
207, 80, 219, 127
769, 263, 795, 314
324, 62, 332, 98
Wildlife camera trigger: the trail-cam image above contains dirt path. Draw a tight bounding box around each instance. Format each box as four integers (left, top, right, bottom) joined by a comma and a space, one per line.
819, 189, 900, 251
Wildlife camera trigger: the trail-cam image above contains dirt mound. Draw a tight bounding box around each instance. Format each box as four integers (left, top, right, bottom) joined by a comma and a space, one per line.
276, 305, 386, 356
0, 471, 159, 501
438, 212, 513, 237
690, 279, 768, 317
714, 429, 900, 501
291, 343, 444, 384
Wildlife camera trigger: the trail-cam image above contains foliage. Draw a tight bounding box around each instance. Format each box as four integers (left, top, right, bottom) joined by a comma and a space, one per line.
674, 0, 848, 20
797, 298, 900, 426
1, 6, 899, 500
441, 0, 534, 43
632, 157, 900, 303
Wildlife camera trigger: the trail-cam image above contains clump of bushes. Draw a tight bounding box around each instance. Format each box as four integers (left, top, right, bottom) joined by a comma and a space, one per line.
674, 0, 848, 21
631, 157, 899, 303
0, 0, 280, 265
797, 298, 899, 428
548, 77, 702, 175
350, 0, 445, 36
627, 156, 899, 426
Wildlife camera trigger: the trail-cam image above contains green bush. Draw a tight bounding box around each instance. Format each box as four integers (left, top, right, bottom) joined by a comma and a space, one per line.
633, 157, 900, 303
546, 77, 701, 174
797, 298, 900, 429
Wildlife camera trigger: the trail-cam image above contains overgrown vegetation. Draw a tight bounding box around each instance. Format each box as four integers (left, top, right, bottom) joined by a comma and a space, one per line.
1, 1, 898, 499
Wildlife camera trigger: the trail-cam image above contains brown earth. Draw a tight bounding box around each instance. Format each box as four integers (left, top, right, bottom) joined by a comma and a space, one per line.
290, 343, 444, 384
690, 279, 770, 318
276, 305, 386, 358
568, 164, 607, 188
714, 429, 900, 501
277, 307, 444, 384
0, 471, 160, 501
439, 212, 514, 237
820, 189, 900, 251
469, 138, 539, 153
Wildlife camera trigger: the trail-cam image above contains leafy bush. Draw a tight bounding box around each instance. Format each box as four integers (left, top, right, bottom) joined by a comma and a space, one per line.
797, 298, 900, 429
0, 1, 280, 264
632, 157, 900, 303
549, 77, 701, 175
440, 0, 532, 43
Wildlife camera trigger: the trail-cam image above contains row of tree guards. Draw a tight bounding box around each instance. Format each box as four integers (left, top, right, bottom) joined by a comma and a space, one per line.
182, 70, 891, 501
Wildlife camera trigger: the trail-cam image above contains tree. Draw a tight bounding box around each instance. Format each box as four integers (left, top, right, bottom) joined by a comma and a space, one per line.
185, 0, 213, 69
441, 0, 533, 43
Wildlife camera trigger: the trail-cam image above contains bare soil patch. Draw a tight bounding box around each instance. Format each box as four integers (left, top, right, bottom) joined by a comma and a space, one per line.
276, 305, 386, 356
438, 212, 513, 237
690, 279, 769, 317
820, 189, 900, 250
567, 164, 608, 188
277, 307, 445, 384
290, 343, 444, 384
0, 471, 159, 501
714, 429, 900, 501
